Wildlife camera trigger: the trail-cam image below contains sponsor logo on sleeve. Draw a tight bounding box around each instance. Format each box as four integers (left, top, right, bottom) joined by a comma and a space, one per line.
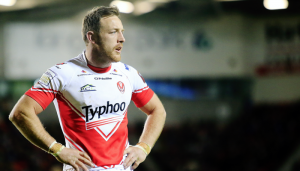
38, 69, 57, 86
124, 64, 129, 70
80, 84, 96, 92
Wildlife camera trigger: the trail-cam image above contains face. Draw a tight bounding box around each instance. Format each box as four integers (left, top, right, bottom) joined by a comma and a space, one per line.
95, 15, 125, 63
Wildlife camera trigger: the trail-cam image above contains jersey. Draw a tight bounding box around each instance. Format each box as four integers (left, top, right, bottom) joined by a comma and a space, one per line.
25, 51, 154, 170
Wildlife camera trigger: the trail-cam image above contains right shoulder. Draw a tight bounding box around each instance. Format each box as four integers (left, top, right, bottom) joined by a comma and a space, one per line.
38, 53, 88, 89
46, 61, 74, 82
49, 53, 88, 78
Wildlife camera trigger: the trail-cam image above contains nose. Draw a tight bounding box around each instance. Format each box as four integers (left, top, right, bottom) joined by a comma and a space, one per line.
118, 32, 125, 43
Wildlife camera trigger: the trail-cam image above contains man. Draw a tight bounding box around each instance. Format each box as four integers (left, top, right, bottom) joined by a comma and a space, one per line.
9, 6, 166, 171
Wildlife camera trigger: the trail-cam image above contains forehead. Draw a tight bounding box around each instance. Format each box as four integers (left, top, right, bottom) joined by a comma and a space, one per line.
100, 15, 123, 30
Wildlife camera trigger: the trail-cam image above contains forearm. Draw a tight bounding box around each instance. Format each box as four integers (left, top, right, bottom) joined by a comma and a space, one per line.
139, 105, 166, 148
123, 104, 165, 169
10, 111, 55, 152
9, 95, 56, 152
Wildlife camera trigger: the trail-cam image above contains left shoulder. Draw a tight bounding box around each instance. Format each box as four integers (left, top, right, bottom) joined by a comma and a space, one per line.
113, 62, 137, 73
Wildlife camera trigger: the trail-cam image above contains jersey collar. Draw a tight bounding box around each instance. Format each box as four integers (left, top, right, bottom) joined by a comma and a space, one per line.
87, 64, 112, 73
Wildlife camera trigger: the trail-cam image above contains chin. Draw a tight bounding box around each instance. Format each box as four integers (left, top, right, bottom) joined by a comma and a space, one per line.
111, 56, 121, 62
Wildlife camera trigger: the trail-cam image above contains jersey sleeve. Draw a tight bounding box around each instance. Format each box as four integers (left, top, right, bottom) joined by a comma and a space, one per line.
25, 65, 66, 110
129, 66, 154, 108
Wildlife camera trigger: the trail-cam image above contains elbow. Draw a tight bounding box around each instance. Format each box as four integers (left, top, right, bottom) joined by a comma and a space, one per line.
9, 110, 24, 124
161, 108, 166, 117
158, 105, 167, 119
151, 107, 166, 118
162, 110, 167, 120
9, 111, 17, 123
159, 108, 167, 120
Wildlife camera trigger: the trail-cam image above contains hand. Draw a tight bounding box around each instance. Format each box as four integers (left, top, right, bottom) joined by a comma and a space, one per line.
123, 146, 147, 170
55, 147, 94, 171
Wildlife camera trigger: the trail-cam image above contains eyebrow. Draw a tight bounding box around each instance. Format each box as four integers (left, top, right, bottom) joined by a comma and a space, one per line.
112, 28, 125, 32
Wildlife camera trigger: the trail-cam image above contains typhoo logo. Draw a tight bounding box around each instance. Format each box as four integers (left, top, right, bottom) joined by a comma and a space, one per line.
82, 101, 126, 122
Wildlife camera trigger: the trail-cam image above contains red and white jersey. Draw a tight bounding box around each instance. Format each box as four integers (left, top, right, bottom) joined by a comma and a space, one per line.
25, 51, 154, 169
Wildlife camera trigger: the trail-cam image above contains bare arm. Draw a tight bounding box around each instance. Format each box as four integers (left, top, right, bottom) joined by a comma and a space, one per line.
123, 93, 166, 169
138, 93, 166, 148
9, 95, 55, 151
9, 95, 93, 171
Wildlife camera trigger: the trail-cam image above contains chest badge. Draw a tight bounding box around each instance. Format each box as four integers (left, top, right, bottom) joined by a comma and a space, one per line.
117, 81, 125, 94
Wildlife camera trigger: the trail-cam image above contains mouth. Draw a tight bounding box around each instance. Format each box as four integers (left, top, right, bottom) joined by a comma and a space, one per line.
115, 46, 122, 53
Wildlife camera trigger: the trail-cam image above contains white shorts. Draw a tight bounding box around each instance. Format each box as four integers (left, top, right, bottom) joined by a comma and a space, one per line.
63, 164, 133, 171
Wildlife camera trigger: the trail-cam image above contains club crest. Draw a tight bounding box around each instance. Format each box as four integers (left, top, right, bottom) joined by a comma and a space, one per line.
117, 81, 125, 94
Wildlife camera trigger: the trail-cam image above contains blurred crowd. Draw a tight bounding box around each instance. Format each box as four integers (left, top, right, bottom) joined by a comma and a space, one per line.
149, 101, 300, 171
1, 96, 300, 171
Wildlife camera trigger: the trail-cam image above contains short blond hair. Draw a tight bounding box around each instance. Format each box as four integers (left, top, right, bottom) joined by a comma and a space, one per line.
82, 6, 119, 44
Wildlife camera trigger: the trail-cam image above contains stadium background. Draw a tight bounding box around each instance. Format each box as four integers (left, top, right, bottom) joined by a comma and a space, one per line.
1, 0, 300, 170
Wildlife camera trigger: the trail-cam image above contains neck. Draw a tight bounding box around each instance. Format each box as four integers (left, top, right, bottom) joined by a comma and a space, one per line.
85, 46, 111, 68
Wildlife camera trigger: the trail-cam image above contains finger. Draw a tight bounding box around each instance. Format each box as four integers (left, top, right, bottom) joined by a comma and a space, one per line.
78, 155, 94, 167
123, 147, 131, 155
81, 152, 92, 161
76, 160, 89, 171
70, 161, 79, 171
123, 154, 132, 169
132, 161, 140, 170
124, 156, 137, 169
123, 152, 133, 167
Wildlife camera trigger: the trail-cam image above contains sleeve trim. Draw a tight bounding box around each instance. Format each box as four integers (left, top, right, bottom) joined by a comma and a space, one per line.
132, 88, 154, 108
25, 87, 56, 110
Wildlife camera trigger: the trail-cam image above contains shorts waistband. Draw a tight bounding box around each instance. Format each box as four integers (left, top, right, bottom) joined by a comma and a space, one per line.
91, 164, 124, 170
64, 164, 131, 171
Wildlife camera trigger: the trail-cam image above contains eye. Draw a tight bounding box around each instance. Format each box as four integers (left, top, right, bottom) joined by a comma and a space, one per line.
111, 31, 116, 34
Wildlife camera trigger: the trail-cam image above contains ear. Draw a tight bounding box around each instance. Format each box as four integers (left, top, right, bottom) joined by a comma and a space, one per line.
86, 31, 96, 44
